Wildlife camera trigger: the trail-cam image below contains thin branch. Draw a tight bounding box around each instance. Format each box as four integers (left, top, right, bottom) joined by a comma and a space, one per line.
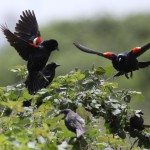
130, 138, 139, 150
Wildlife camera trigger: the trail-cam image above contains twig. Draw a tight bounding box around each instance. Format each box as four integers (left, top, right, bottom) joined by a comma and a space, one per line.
130, 138, 139, 150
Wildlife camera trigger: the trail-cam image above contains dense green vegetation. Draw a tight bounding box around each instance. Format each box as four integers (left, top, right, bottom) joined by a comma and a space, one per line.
0, 14, 150, 123
0, 64, 150, 149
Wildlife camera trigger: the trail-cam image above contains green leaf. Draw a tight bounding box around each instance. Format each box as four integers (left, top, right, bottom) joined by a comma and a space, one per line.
23, 92, 32, 100
0, 64, 149, 149
95, 67, 106, 76
104, 66, 115, 77
0, 134, 7, 143
112, 109, 121, 116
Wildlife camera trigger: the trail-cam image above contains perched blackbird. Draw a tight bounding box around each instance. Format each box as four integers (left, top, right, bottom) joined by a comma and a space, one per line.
74, 43, 150, 78
25, 62, 60, 95
61, 109, 87, 137
1, 10, 58, 72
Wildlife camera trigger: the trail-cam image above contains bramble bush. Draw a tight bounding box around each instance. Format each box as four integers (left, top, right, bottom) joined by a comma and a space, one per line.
0, 65, 150, 150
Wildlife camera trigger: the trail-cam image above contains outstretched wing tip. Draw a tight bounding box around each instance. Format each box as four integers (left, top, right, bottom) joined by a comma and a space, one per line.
0, 24, 12, 39
0, 24, 8, 31
73, 42, 80, 47
73, 42, 108, 58
131, 43, 150, 57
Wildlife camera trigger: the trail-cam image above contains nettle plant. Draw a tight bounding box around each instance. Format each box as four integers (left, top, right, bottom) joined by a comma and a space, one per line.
0, 65, 150, 150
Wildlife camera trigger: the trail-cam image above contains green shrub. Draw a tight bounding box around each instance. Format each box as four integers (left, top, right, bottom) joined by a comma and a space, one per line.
0, 65, 149, 150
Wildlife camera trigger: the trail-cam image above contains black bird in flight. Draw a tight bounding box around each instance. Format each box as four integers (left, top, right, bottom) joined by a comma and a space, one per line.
61, 109, 87, 138
25, 62, 60, 95
1, 10, 59, 72
74, 43, 150, 78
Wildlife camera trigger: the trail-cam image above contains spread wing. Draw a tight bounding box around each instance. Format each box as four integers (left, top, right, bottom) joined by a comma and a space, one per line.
1, 25, 38, 61
74, 42, 104, 55
74, 43, 115, 60
14, 10, 41, 43
138, 61, 150, 68
131, 43, 150, 58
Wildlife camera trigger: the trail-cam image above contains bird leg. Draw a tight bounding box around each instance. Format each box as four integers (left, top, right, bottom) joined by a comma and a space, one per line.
125, 73, 129, 79
130, 71, 133, 78
113, 71, 124, 77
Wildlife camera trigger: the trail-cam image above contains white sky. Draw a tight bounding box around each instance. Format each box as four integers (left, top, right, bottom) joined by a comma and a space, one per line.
1, 0, 150, 24
0, 0, 150, 47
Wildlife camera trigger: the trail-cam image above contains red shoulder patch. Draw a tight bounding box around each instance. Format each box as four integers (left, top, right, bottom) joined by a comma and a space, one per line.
33, 36, 42, 45
103, 52, 114, 58
132, 47, 141, 54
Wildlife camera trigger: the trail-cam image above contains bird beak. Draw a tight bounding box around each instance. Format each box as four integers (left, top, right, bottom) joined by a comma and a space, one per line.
56, 64, 61, 67
53, 111, 61, 117
53, 110, 65, 118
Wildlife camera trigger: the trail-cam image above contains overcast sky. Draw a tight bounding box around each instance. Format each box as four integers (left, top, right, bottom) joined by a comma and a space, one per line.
1, 0, 150, 23
0, 0, 150, 47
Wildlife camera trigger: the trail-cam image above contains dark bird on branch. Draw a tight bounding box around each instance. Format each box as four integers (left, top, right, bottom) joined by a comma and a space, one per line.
61, 109, 87, 138
1, 10, 59, 72
25, 62, 60, 95
74, 43, 150, 79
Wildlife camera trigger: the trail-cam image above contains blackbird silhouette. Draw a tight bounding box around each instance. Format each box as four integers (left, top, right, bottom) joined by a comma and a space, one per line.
1, 10, 59, 72
74, 43, 150, 78
61, 109, 87, 137
25, 62, 60, 95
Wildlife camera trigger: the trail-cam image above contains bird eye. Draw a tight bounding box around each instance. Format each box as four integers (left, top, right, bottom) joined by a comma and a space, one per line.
118, 57, 122, 62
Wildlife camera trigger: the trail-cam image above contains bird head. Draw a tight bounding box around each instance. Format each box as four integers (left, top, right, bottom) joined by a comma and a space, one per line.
42, 39, 59, 51
45, 63, 60, 70
53, 109, 71, 118
61, 109, 71, 115
117, 54, 127, 63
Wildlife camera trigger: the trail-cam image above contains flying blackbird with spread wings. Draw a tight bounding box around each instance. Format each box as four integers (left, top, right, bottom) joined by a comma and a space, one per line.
74, 43, 150, 78
1, 10, 59, 72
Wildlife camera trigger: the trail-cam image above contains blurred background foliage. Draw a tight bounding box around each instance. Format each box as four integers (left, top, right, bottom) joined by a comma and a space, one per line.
0, 14, 150, 123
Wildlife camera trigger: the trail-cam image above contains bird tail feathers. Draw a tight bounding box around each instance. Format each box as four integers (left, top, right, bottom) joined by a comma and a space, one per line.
76, 127, 88, 138
25, 71, 48, 95
138, 61, 150, 68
